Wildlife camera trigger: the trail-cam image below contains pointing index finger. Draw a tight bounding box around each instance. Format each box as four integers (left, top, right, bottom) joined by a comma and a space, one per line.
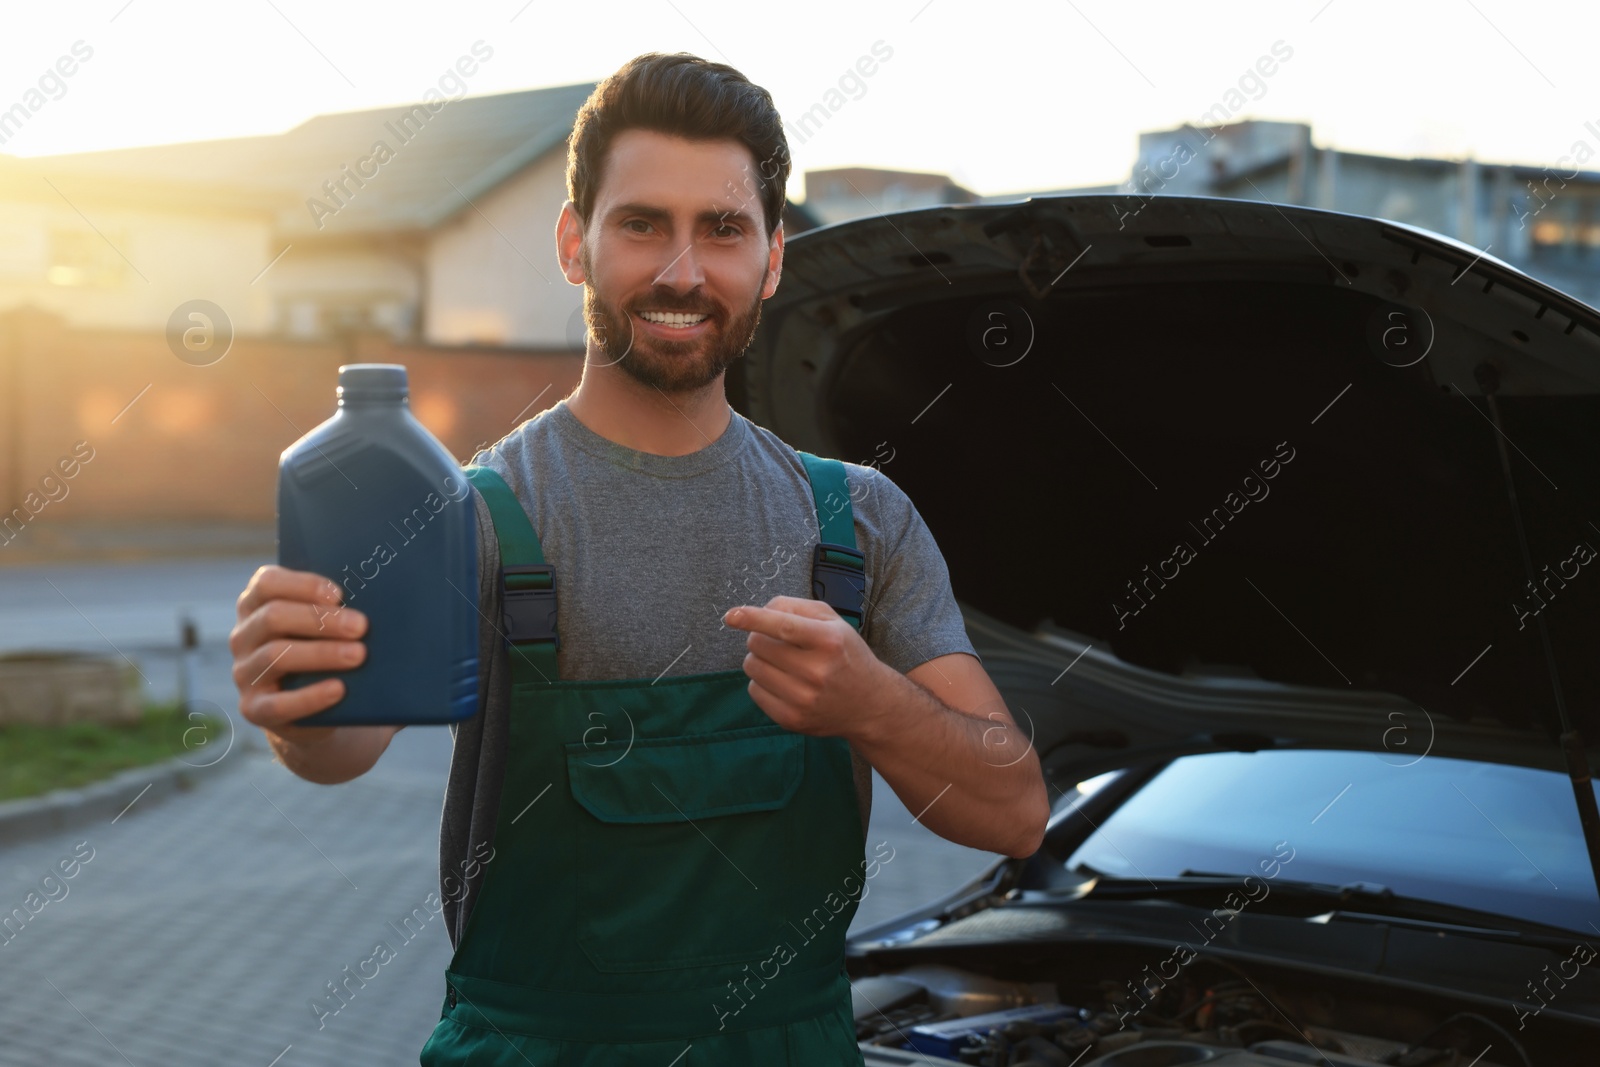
723, 598, 834, 644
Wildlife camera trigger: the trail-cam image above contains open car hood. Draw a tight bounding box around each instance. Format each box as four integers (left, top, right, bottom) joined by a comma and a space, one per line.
732, 193, 1600, 784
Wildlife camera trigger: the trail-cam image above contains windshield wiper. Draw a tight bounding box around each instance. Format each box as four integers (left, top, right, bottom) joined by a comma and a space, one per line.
1067, 869, 1589, 949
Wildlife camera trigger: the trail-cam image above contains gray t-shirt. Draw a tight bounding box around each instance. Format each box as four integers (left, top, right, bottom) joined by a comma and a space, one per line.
438, 397, 978, 950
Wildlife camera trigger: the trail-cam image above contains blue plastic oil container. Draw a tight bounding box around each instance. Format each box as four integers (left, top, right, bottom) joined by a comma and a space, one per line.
276, 363, 479, 726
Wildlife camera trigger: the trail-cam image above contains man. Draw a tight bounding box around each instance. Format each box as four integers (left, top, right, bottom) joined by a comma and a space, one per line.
230, 51, 1048, 1065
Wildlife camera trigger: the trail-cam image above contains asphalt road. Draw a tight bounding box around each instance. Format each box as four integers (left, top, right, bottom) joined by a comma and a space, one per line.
0, 554, 1000, 1065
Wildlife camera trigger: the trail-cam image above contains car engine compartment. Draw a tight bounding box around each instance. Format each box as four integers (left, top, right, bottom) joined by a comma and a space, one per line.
851, 956, 1564, 1067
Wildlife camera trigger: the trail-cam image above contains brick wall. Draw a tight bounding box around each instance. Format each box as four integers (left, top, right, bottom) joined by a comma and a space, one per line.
0, 306, 583, 529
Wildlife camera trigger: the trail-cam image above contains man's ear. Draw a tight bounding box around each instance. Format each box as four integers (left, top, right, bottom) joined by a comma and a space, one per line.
761, 221, 784, 299
557, 200, 587, 285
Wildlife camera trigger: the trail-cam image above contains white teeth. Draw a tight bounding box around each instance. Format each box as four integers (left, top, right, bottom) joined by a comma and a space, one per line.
639, 310, 708, 326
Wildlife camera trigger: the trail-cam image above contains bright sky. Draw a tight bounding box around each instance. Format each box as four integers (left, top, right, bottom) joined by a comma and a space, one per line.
3, 0, 1597, 197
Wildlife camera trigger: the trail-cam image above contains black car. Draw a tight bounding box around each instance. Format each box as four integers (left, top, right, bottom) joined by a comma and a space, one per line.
731, 193, 1600, 1067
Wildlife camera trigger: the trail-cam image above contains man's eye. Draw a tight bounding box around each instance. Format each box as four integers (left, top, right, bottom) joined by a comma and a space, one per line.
712, 224, 739, 238
625, 219, 652, 233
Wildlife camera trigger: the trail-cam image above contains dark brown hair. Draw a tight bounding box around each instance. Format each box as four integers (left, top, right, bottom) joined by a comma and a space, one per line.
566, 52, 790, 240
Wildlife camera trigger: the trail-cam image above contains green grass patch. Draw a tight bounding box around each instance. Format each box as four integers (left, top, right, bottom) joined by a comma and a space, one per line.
0, 701, 230, 803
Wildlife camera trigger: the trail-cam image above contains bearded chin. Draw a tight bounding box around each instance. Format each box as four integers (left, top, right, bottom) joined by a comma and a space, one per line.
584, 286, 764, 394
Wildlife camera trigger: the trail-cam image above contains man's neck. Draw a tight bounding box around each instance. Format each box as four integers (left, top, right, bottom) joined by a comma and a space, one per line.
564, 352, 733, 457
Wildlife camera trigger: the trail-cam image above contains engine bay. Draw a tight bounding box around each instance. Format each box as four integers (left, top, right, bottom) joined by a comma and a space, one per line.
851, 958, 1560, 1067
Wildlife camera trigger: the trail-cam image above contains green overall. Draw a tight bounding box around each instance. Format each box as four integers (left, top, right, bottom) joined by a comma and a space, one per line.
419, 453, 871, 1066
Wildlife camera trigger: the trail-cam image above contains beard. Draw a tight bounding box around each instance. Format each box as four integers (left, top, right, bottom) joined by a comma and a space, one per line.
579, 244, 764, 394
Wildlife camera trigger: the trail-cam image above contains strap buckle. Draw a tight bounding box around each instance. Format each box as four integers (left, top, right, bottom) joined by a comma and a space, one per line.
501, 563, 559, 649
811, 541, 866, 627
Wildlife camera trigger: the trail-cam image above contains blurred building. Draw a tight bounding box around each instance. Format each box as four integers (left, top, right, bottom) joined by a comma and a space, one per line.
801, 167, 978, 227
997, 119, 1600, 308
0, 83, 821, 349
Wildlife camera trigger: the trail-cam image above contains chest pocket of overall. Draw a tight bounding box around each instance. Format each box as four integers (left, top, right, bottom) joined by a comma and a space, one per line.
563, 722, 807, 973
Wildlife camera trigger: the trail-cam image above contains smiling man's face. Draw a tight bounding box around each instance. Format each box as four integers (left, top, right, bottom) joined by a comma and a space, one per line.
561, 128, 783, 395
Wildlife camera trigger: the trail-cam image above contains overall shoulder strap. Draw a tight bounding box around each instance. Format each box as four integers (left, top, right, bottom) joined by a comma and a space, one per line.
796, 452, 866, 632
464, 465, 559, 684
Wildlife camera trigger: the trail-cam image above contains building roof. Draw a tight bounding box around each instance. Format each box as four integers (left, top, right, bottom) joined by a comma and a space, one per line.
1167, 121, 1600, 187
2, 81, 829, 242
803, 165, 978, 203
0, 82, 599, 237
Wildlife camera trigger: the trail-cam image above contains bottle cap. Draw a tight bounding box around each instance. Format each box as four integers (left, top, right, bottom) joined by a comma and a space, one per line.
338, 364, 408, 403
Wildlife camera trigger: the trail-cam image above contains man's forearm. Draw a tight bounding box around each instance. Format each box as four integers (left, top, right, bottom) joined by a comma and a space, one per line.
850, 665, 1049, 858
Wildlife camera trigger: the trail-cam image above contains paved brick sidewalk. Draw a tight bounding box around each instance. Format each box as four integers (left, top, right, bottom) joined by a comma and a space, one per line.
0, 743, 456, 1066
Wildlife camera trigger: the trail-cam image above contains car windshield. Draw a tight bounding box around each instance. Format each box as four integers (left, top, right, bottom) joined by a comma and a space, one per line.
1062, 750, 1600, 936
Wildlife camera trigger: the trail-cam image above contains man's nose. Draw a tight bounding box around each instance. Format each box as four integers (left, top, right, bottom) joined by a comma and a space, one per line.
652, 239, 706, 292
